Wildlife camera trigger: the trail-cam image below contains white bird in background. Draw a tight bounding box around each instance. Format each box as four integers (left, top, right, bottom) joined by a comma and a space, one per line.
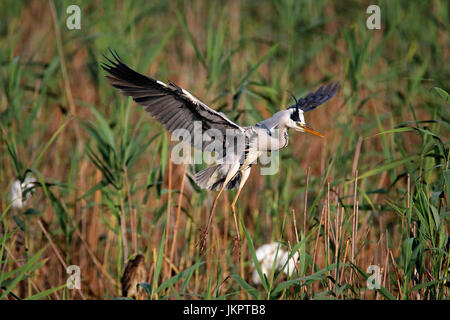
10, 175, 36, 210
251, 243, 299, 285
102, 51, 339, 254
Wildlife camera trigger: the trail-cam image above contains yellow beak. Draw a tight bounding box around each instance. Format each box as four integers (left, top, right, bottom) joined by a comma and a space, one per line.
299, 124, 324, 138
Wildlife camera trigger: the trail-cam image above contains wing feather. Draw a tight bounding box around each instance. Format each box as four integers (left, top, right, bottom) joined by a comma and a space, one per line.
102, 52, 244, 151
289, 82, 340, 112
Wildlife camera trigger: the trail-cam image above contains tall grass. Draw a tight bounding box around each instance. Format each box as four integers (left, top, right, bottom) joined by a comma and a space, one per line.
0, 0, 448, 299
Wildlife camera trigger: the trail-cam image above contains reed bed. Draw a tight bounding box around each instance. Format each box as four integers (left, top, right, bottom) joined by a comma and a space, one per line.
0, 0, 449, 299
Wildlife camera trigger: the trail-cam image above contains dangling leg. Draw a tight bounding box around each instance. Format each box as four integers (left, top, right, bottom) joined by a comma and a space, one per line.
198, 182, 226, 252
230, 167, 251, 258
199, 163, 240, 253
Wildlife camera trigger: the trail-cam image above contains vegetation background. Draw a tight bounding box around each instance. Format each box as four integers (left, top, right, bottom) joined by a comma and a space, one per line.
0, 0, 448, 300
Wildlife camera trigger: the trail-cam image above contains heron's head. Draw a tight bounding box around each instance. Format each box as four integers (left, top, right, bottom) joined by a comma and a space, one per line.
283, 82, 340, 138
286, 107, 324, 138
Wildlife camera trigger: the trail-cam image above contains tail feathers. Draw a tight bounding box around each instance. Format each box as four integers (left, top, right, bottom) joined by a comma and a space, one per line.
211, 171, 241, 191
194, 165, 241, 191
194, 165, 221, 189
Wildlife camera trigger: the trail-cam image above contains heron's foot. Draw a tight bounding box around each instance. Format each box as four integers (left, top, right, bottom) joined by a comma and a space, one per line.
197, 228, 209, 254
232, 236, 241, 260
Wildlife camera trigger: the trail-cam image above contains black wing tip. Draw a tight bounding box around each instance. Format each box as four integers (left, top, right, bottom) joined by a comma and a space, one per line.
101, 48, 125, 72
101, 49, 140, 83
288, 81, 340, 112
101, 49, 161, 91
327, 81, 340, 94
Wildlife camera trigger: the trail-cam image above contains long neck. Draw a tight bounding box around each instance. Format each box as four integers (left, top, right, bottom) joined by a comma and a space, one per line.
277, 125, 289, 150
255, 111, 290, 151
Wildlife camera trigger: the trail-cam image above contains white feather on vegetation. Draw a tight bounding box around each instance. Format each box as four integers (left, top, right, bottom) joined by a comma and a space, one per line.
251, 242, 299, 285
10, 175, 36, 210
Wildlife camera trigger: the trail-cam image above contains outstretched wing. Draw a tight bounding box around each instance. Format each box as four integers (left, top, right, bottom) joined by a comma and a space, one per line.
289, 82, 340, 112
102, 51, 244, 150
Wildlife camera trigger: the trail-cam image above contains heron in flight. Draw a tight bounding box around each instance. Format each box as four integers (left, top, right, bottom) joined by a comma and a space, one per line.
102, 51, 339, 254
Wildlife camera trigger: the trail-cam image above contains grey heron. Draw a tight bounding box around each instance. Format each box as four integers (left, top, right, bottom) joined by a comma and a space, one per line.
102, 51, 339, 254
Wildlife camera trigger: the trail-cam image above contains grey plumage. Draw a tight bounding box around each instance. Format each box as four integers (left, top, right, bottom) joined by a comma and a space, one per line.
102, 51, 244, 152
102, 51, 339, 253
102, 53, 339, 190
102, 52, 339, 192
195, 164, 243, 191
